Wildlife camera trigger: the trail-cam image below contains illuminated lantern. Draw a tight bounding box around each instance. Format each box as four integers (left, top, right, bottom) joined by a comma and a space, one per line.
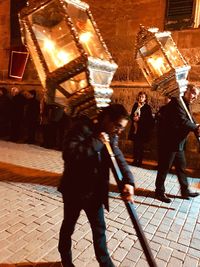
135, 25, 191, 97
19, 0, 117, 118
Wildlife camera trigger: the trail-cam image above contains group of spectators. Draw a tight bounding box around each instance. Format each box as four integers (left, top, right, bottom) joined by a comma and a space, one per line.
0, 86, 69, 150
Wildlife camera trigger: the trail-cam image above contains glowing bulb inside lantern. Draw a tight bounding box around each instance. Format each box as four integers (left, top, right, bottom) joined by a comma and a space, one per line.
44, 39, 55, 50
148, 57, 165, 76
57, 51, 70, 64
80, 32, 92, 42
79, 32, 92, 55
43, 38, 71, 68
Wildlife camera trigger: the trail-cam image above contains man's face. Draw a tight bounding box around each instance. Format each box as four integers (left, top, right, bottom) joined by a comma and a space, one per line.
11, 87, 19, 96
185, 87, 199, 104
103, 117, 128, 136
138, 94, 146, 104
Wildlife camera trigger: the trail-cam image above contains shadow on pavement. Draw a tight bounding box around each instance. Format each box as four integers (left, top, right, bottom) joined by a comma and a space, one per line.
0, 162, 61, 187
0, 262, 61, 267
109, 183, 156, 198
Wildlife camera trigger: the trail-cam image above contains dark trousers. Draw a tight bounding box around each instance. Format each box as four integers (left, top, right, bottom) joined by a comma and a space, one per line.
155, 150, 189, 195
58, 196, 115, 267
133, 135, 145, 165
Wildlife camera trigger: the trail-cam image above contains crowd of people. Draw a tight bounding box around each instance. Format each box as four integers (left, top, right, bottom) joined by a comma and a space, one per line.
0, 84, 200, 266
0, 86, 69, 150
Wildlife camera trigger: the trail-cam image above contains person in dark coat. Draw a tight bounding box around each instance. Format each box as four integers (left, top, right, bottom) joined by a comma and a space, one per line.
155, 84, 200, 203
24, 90, 40, 144
10, 87, 27, 142
58, 104, 135, 267
128, 91, 154, 167
41, 102, 65, 149
0, 87, 12, 139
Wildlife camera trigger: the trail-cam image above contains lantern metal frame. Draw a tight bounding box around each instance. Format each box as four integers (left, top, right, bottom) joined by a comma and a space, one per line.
19, 0, 117, 118
135, 25, 191, 97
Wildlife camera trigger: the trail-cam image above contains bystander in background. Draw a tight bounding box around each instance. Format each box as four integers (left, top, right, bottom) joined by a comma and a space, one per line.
128, 91, 154, 167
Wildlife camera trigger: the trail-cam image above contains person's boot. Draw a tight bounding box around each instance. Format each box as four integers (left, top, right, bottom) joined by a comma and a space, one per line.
181, 190, 199, 199
155, 192, 171, 203
61, 261, 75, 267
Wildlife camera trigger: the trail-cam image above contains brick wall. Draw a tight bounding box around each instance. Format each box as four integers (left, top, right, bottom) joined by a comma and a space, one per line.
0, 0, 10, 79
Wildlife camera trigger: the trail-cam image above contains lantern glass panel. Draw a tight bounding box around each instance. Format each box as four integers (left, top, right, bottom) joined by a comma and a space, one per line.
27, 0, 80, 72
157, 36, 184, 68
60, 72, 88, 94
67, 3, 110, 60
136, 52, 154, 85
54, 89, 68, 106
24, 26, 47, 86
140, 39, 171, 78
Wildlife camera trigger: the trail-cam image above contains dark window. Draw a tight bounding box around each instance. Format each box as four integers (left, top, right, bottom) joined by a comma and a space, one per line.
10, 0, 27, 48
165, 0, 195, 30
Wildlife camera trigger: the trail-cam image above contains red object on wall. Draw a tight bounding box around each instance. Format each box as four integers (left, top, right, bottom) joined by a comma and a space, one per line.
9, 50, 29, 79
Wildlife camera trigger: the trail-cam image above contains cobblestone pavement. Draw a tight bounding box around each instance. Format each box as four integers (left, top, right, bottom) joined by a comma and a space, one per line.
0, 140, 200, 267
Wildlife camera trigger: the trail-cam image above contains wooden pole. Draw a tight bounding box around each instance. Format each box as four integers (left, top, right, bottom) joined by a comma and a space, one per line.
105, 141, 158, 267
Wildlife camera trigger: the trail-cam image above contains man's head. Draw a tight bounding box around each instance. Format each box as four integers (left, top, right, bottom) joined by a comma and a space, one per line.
98, 104, 129, 136
0, 87, 7, 96
11, 87, 19, 96
184, 83, 199, 104
137, 91, 148, 104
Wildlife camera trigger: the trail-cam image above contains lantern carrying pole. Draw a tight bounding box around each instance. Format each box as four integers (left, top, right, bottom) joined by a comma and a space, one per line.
104, 141, 158, 267
179, 96, 200, 146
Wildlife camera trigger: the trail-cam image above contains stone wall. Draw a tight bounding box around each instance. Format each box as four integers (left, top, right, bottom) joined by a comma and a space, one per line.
0, 0, 10, 80
85, 0, 167, 81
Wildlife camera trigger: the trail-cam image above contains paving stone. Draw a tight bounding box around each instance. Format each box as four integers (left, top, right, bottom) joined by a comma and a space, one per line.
183, 255, 199, 267
157, 245, 173, 262
0, 140, 199, 266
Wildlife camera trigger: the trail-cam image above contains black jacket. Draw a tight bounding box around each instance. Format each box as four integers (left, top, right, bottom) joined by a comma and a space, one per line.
156, 97, 198, 151
128, 102, 154, 141
58, 116, 134, 210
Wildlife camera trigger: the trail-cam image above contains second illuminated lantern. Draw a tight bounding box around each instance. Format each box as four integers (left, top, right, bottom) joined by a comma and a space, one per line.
135, 25, 191, 97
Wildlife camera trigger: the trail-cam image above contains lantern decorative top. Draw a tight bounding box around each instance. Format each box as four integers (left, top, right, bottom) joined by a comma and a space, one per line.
19, 0, 117, 118
135, 25, 191, 97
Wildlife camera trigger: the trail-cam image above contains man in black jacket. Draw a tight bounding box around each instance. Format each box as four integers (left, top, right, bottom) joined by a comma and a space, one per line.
155, 84, 200, 203
58, 104, 134, 267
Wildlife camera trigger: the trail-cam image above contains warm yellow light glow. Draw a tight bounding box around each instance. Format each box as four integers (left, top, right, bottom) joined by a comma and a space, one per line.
147, 57, 166, 76
79, 32, 93, 55
79, 79, 87, 88
43, 38, 71, 68
57, 51, 70, 63
79, 32, 92, 43
43, 39, 55, 50
165, 46, 179, 67
169, 46, 176, 52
